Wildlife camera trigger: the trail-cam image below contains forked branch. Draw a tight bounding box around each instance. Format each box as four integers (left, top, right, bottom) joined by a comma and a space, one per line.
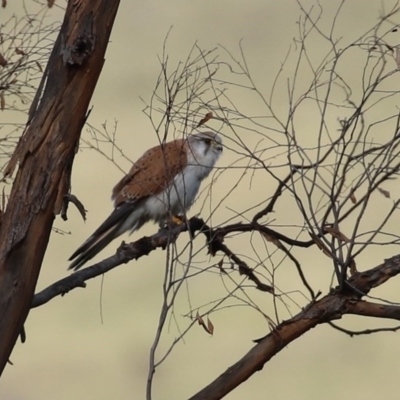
189, 254, 400, 400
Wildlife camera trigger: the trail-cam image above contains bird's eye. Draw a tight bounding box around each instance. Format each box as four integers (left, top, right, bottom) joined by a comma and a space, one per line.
203, 138, 212, 145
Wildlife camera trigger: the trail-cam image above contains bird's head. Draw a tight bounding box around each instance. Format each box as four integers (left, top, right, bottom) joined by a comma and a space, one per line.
188, 131, 223, 159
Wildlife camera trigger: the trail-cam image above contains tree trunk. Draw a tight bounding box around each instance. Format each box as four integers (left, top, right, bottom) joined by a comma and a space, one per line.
0, 0, 120, 374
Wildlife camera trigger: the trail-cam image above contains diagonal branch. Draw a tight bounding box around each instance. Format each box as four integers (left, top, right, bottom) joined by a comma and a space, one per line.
329, 322, 400, 336
0, 0, 120, 374
32, 217, 205, 308
32, 217, 274, 309
189, 254, 400, 400
346, 301, 400, 320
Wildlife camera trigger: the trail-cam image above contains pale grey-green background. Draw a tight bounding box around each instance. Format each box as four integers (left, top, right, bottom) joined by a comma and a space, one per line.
1, 1, 400, 399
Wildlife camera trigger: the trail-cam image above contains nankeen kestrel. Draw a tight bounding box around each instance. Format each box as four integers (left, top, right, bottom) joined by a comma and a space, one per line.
68, 131, 223, 270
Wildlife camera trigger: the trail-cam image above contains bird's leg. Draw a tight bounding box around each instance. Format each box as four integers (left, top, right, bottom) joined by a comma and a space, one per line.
158, 215, 185, 229
171, 215, 184, 225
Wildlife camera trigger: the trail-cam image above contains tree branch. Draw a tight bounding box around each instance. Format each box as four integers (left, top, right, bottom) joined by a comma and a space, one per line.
0, 0, 120, 374
189, 254, 400, 400
329, 322, 400, 336
32, 217, 275, 309
32, 217, 206, 308
346, 301, 400, 320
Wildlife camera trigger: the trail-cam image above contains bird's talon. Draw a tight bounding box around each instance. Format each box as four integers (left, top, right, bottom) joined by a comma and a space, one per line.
171, 215, 184, 225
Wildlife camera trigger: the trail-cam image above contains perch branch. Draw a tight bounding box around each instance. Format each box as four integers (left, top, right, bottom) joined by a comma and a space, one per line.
32, 217, 205, 308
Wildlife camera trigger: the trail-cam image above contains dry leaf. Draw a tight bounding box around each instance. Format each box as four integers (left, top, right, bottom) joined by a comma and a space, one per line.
15, 48, 26, 56
378, 187, 390, 198
350, 191, 357, 204
323, 226, 350, 243
261, 232, 280, 247
349, 258, 357, 276
0, 53, 7, 66
47, 0, 55, 7
197, 112, 213, 127
2, 0, 6, 8
196, 311, 213, 335
196, 311, 205, 326
207, 317, 214, 335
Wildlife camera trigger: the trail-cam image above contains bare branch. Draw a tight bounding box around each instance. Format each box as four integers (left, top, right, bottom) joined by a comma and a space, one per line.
329, 321, 400, 336
189, 254, 400, 400
32, 217, 205, 308
346, 301, 400, 320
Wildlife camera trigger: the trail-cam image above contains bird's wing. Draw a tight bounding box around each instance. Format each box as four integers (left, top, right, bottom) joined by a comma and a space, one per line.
69, 139, 188, 271
112, 139, 188, 206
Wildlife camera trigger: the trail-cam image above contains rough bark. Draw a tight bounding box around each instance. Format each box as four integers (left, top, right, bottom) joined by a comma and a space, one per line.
0, 0, 120, 374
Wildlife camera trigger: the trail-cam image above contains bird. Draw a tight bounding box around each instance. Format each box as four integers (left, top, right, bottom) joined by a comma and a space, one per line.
68, 131, 223, 270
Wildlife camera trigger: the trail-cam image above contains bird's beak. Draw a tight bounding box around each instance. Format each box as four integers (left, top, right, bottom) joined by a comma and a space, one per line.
212, 140, 223, 152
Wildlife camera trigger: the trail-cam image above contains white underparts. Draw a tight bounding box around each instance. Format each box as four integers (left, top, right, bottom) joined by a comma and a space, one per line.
117, 138, 221, 235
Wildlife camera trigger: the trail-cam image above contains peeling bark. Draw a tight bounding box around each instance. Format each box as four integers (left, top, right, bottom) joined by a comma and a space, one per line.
0, 0, 120, 374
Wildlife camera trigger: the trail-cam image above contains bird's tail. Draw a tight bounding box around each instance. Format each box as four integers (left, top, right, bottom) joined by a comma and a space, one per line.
68, 203, 138, 271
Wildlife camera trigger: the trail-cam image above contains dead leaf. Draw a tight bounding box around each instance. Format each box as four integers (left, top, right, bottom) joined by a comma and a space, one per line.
197, 112, 213, 127
15, 48, 26, 56
323, 226, 350, 243
1, 0, 6, 8
378, 187, 390, 198
47, 0, 54, 7
0, 53, 7, 66
349, 258, 357, 276
207, 317, 214, 335
196, 311, 205, 326
260, 231, 280, 247
196, 311, 213, 335
350, 191, 357, 204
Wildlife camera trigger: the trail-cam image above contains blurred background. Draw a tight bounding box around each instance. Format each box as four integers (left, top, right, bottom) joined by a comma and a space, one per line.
1, 1, 400, 399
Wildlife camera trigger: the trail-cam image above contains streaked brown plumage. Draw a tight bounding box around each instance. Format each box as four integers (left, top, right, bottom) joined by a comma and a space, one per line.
68, 132, 223, 270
